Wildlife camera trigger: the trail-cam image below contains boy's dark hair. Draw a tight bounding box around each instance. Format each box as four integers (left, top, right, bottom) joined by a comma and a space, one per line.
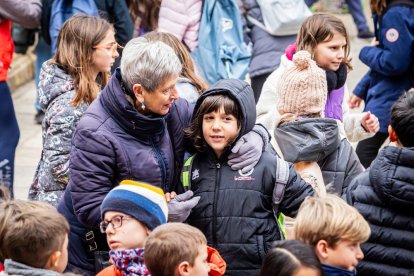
390, 90, 414, 147
185, 93, 242, 152
0, 199, 69, 268
260, 240, 322, 276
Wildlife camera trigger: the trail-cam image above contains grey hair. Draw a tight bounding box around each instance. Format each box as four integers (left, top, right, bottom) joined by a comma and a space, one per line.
120, 37, 182, 92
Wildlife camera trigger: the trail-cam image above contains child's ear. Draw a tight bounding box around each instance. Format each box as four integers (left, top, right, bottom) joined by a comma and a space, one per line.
388, 125, 398, 142
44, 250, 62, 270
176, 261, 191, 276
314, 240, 329, 261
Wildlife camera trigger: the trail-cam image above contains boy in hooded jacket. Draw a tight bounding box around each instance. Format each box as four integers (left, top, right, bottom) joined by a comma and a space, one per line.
184, 78, 315, 276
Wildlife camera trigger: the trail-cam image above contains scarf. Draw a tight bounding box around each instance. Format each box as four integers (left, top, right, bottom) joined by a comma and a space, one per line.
110, 248, 150, 276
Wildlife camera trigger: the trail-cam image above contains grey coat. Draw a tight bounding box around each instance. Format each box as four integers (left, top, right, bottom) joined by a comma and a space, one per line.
1, 259, 60, 276
275, 118, 363, 195
28, 61, 88, 206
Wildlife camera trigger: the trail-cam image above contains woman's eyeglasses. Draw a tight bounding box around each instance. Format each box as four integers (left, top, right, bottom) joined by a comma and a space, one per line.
99, 215, 131, 233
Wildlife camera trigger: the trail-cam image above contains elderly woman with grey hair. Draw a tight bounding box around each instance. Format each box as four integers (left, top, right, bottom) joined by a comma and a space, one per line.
58, 37, 269, 275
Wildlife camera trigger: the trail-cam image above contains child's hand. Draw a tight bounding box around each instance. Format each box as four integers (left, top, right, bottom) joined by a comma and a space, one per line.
348, 94, 363, 109
370, 37, 379, 46
361, 111, 380, 133
165, 191, 177, 203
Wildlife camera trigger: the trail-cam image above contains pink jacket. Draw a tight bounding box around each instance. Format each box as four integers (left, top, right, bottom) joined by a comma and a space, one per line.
157, 0, 202, 51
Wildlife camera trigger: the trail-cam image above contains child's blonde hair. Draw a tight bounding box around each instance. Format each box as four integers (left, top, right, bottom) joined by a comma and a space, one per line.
0, 199, 69, 268
297, 13, 352, 70
294, 194, 370, 247
53, 14, 112, 107
144, 223, 207, 276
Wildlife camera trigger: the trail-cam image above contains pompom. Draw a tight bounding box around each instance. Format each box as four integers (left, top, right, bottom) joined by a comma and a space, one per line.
293, 50, 312, 71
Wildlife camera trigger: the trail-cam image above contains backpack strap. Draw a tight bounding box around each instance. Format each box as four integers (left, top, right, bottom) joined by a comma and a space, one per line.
273, 157, 289, 207
181, 154, 196, 191
273, 157, 290, 239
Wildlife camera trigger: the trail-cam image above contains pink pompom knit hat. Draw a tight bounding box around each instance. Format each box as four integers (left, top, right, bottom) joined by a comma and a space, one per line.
276, 50, 327, 116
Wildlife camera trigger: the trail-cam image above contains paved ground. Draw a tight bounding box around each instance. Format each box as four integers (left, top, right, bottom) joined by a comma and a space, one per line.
11, 12, 372, 200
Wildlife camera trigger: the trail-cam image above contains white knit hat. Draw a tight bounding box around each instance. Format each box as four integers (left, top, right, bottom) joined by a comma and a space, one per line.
277, 50, 327, 116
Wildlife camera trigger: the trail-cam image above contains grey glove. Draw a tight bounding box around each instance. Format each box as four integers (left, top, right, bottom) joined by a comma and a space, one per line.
167, 190, 201, 222
228, 125, 269, 173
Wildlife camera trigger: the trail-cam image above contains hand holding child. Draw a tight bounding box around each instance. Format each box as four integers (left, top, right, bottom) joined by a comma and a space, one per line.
361, 111, 380, 133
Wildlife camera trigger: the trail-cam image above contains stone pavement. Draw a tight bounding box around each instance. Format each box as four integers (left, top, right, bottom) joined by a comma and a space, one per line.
11, 11, 372, 200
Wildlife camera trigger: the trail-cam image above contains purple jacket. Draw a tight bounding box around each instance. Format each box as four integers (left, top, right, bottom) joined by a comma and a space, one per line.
58, 70, 192, 275
324, 87, 344, 122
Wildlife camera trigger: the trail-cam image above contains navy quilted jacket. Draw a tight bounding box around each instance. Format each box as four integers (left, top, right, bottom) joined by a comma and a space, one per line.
346, 146, 414, 275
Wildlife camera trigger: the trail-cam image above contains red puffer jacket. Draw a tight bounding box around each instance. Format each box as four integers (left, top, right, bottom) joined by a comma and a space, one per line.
0, 19, 14, 81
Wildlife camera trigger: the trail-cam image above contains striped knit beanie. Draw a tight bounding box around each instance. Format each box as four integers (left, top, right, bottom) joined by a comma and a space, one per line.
277, 50, 327, 116
101, 180, 168, 230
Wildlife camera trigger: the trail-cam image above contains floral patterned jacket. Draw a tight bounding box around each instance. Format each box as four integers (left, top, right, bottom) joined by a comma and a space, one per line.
28, 61, 88, 206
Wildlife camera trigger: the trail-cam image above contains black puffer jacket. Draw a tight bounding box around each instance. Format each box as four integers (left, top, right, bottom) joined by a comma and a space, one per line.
275, 118, 363, 195
345, 146, 414, 276
187, 79, 314, 276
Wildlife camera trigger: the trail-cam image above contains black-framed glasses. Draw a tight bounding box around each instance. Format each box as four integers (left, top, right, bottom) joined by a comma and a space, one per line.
99, 215, 131, 233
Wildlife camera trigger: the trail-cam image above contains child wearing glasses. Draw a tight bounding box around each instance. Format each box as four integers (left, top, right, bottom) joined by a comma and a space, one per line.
97, 180, 168, 276
28, 14, 119, 207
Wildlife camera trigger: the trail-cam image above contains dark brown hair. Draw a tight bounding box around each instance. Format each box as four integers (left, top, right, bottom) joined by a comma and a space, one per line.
0, 200, 69, 268
185, 94, 242, 152
53, 14, 112, 107
390, 90, 414, 147
297, 13, 352, 70
370, 0, 387, 15
127, 0, 160, 31
144, 31, 208, 94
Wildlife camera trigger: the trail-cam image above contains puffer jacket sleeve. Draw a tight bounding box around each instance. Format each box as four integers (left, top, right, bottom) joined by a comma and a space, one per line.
279, 162, 315, 218
158, 0, 202, 51
42, 95, 83, 186
69, 127, 117, 228
0, 0, 41, 28
359, 8, 414, 76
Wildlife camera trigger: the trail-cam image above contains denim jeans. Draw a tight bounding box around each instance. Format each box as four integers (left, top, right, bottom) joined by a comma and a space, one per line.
0, 81, 20, 197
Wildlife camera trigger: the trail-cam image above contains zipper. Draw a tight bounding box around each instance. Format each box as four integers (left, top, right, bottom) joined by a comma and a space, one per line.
212, 162, 221, 247
150, 138, 167, 191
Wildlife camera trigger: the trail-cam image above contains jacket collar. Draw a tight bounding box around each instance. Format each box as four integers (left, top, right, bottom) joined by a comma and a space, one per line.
100, 69, 169, 144
275, 118, 340, 163
4, 259, 60, 276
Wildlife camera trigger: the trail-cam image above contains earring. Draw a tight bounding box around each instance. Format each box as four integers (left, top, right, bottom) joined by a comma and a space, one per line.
141, 101, 145, 110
